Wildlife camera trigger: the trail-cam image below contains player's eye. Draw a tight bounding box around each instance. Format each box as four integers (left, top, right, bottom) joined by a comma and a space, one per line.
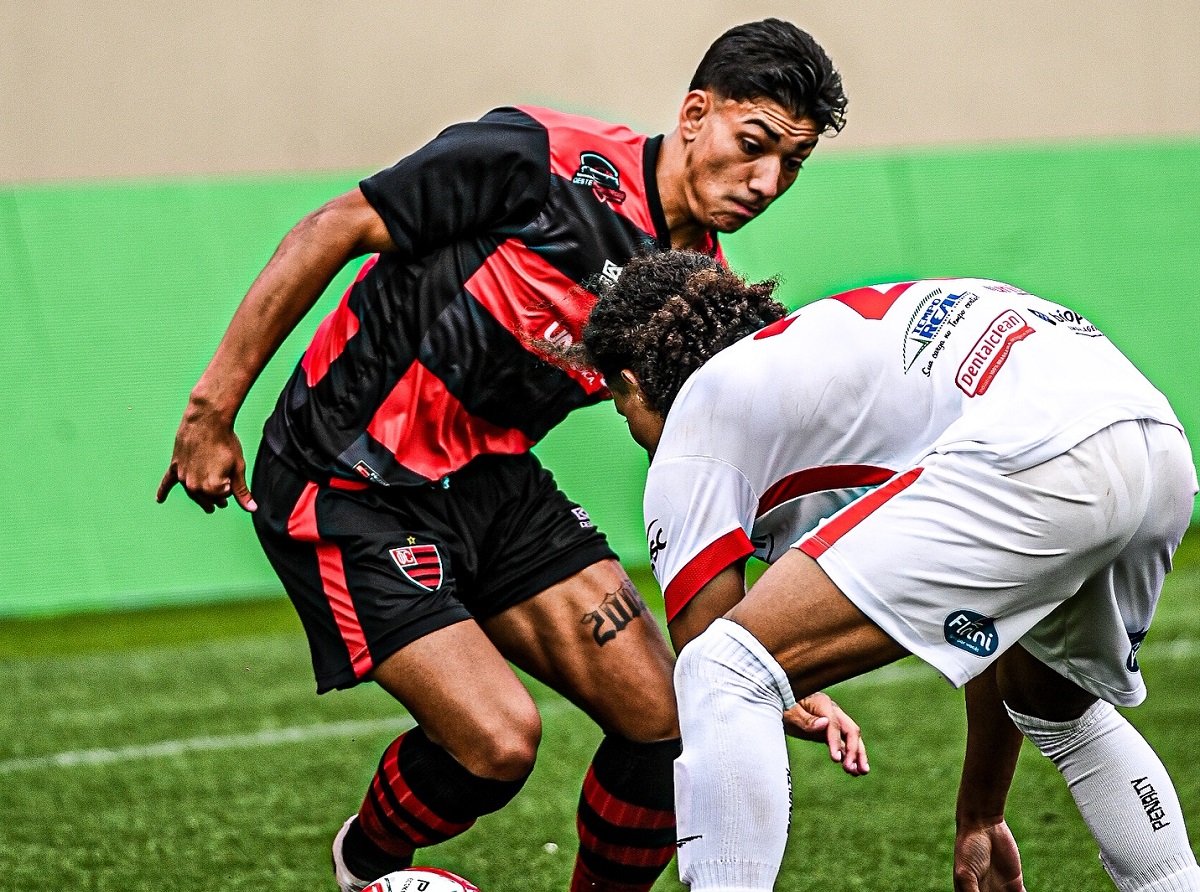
783, 157, 805, 173
739, 138, 762, 156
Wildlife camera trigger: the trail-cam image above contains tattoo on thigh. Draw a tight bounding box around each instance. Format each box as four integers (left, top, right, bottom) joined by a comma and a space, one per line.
582, 581, 646, 646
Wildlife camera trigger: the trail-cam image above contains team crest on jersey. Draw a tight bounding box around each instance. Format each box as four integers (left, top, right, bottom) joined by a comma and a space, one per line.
389, 543, 443, 591
944, 609, 999, 657
572, 152, 627, 205
903, 289, 965, 371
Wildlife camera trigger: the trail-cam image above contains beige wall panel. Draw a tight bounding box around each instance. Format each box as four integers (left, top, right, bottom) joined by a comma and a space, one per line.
2, 0, 1198, 181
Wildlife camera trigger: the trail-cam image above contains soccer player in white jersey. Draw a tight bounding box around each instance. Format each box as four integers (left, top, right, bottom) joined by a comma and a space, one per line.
572, 252, 1199, 892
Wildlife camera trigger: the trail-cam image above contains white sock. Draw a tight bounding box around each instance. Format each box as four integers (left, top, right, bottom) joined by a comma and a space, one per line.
673, 618, 797, 892
1008, 701, 1200, 891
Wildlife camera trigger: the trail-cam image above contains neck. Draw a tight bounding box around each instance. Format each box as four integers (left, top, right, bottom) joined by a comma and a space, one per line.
656, 130, 708, 250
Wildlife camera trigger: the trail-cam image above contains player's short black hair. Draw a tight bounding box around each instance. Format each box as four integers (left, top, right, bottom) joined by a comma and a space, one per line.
579, 251, 788, 416
690, 18, 847, 134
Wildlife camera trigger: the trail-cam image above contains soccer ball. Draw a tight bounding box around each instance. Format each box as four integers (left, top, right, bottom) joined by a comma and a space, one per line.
364, 868, 480, 892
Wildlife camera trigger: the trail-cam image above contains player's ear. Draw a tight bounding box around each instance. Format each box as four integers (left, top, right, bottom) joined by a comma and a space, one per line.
619, 369, 644, 400
679, 90, 712, 141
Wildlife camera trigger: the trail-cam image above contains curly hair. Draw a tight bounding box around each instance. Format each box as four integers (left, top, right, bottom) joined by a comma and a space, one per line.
578, 251, 788, 416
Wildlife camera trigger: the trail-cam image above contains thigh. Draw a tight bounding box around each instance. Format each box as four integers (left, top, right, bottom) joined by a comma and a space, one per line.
459, 454, 618, 618
482, 558, 679, 742
793, 430, 1149, 694
1020, 420, 1197, 706
369, 619, 541, 779
726, 549, 909, 698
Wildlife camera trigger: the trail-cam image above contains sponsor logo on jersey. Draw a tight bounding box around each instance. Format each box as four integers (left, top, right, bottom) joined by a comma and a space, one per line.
983, 282, 1030, 295
572, 152, 627, 205
903, 289, 964, 371
389, 543, 443, 591
1025, 304, 1102, 337
582, 583, 645, 645
600, 259, 623, 286
956, 310, 1035, 397
543, 320, 574, 348
647, 521, 667, 568
1126, 628, 1148, 672
353, 460, 388, 485
943, 609, 999, 657
572, 506, 595, 529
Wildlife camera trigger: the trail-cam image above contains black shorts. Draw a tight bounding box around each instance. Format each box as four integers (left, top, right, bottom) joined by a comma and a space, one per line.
251, 444, 617, 693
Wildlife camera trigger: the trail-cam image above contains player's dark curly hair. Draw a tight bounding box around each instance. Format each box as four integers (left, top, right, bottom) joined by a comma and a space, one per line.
579, 252, 788, 416
691, 18, 848, 134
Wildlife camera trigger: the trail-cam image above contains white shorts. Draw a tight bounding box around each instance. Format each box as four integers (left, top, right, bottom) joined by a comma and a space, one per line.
797, 419, 1197, 706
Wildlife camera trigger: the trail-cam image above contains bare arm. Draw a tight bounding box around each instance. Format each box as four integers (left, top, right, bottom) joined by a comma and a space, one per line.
157, 188, 395, 512
667, 564, 747, 654
953, 662, 1026, 891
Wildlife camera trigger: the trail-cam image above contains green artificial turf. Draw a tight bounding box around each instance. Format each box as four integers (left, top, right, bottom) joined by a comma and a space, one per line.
1, 536, 1197, 891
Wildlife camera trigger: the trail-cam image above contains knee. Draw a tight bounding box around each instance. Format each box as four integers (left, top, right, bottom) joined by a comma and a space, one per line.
673, 629, 718, 702
444, 702, 542, 782
675, 619, 790, 708
675, 621, 728, 681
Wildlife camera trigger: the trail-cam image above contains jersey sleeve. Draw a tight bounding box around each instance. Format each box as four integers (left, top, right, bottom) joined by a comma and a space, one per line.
359, 107, 550, 263
644, 457, 757, 622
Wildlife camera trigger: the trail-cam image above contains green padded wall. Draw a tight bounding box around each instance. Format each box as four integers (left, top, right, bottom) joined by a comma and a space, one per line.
2, 138, 1197, 617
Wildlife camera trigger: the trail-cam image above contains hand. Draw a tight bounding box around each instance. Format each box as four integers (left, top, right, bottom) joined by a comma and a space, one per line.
157, 403, 257, 513
783, 692, 868, 776
953, 819, 1025, 892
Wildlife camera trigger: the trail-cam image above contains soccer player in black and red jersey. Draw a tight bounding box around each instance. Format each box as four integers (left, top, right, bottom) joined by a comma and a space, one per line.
158, 19, 849, 892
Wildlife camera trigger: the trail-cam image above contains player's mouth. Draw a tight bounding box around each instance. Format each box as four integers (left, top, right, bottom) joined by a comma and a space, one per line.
728, 198, 764, 219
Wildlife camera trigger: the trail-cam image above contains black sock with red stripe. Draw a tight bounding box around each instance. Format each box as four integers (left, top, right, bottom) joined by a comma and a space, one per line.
344, 727, 529, 881
572, 734, 682, 892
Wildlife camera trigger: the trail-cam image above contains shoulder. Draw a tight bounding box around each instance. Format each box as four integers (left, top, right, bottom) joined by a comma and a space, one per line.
514, 105, 648, 143
515, 106, 649, 182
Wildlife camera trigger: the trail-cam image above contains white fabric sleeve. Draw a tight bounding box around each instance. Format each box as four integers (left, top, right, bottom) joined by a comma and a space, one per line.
644, 457, 757, 620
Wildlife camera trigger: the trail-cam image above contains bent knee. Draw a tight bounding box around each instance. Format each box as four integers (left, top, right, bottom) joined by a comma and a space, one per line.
675, 619, 794, 708
674, 622, 727, 687
451, 704, 542, 781
477, 706, 543, 780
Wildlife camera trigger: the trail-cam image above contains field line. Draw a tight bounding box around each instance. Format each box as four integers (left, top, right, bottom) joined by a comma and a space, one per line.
0, 716, 416, 774
0, 700, 578, 775
4, 639, 1195, 775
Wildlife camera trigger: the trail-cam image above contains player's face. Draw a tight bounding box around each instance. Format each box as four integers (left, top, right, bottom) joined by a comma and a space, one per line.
610, 374, 664, 458
680, 93, 821, 233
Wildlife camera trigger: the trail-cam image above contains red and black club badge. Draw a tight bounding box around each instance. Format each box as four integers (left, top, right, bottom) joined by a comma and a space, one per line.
572, 151, 626, 205
389, 543, 444, 591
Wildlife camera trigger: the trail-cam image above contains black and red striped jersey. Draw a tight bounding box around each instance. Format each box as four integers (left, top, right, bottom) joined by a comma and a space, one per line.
263, 105, 722, 486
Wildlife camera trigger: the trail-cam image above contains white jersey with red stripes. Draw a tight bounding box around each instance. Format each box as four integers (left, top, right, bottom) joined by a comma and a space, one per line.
644, 277, 1181, 620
